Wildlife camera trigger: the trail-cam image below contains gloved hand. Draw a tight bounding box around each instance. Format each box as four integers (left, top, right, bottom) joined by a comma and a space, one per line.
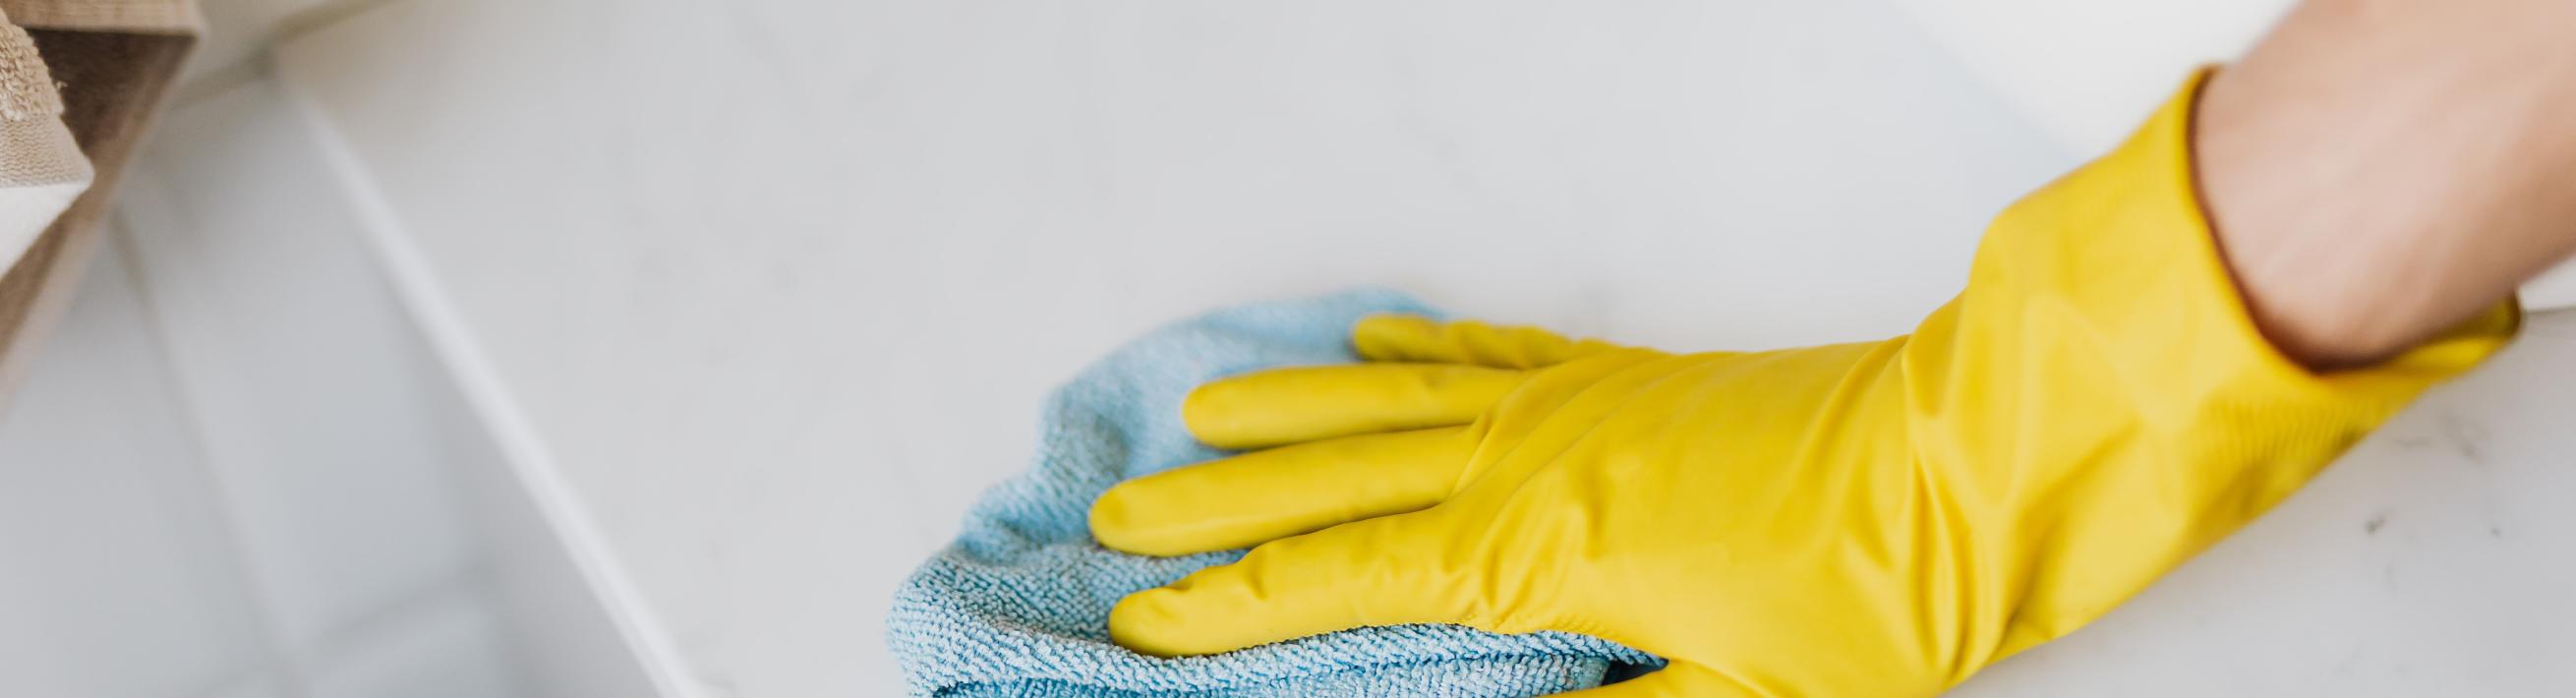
1088, 73, 2518, 696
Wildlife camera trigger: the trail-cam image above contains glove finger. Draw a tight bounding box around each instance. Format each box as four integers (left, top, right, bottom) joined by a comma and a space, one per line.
1184, 363, 1525, 450
1090, 427, 1472, 556
1554, 662, 1756, 698
1353, 314, 1625, 369
1109, 509, 1460, 658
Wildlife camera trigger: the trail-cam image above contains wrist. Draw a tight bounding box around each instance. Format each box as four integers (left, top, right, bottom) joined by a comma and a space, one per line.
2191, 0, 2576, 370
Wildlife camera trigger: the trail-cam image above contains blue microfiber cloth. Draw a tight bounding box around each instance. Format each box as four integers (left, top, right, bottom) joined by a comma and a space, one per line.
887, 289, 1658, 696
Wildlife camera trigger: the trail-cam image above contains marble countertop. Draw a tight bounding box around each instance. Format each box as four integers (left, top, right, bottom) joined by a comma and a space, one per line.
265, 0, 2576, 694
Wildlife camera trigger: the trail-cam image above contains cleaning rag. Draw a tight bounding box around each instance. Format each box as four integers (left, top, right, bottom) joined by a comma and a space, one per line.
887, 289, 1658, 697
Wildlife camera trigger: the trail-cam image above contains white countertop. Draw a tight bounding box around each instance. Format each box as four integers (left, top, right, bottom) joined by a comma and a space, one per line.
266, 1, 2576, 694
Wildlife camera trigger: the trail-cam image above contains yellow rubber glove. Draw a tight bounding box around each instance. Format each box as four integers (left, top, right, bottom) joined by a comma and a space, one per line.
1088, 72, 2520, 696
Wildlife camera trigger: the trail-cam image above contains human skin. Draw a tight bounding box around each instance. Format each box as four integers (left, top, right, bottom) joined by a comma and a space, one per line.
2197, 0, 2576, 370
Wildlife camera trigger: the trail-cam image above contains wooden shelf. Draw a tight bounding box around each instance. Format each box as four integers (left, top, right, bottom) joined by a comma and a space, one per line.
0, 0, 196, 411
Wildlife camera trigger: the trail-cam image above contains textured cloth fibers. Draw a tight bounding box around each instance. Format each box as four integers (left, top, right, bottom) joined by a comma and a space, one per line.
887, 289, 1656, 697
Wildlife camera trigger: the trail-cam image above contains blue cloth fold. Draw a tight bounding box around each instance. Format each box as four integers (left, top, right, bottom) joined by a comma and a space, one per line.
887, 289, 1656, 696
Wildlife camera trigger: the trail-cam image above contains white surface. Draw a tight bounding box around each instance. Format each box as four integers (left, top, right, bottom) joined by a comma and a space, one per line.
1891, 0, 2293, 156
302, 587, 525, 698
0, 72, 658, 698
0, 179, 89, 276
120, 78, 485, 659
2525, 258, 2576, 311
279, 47, 713, 698
123, 75, 658, 697
202, 675, 292, 698
266, 0, 2576, 695
0, 239, 267, 698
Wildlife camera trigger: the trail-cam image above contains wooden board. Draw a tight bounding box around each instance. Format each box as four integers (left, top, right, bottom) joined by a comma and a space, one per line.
0, 20, 196, 413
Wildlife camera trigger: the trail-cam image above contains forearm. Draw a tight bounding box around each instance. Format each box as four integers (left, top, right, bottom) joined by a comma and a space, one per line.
2196, 0, 2576, 370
